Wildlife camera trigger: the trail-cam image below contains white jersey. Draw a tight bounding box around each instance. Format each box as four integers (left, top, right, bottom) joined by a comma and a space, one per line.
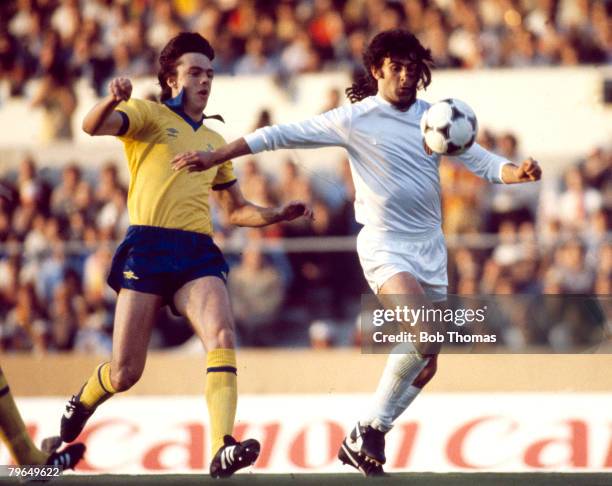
244, 94, 509, 238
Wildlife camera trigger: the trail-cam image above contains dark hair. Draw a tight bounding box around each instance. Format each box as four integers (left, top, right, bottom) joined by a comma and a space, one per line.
346, 29, 433, 103
157, 32, 215, 102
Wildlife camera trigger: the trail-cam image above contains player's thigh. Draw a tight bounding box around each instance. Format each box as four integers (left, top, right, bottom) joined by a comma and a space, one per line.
111, 288, 162, 374
173, 276, 235, 351
378, 271, 427, 311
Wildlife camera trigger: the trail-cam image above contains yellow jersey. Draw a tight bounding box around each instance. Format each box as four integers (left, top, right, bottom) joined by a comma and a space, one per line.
115, 97, 236, 236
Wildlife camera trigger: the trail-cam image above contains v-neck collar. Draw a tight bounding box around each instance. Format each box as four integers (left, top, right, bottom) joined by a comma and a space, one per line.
163, 89, 225, 131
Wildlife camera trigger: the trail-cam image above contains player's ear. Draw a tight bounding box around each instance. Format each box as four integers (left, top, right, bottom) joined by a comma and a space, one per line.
370, 63, 383, 80
166, 74, 178, 90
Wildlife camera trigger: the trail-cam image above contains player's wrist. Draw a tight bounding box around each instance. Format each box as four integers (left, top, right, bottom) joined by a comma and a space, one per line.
271, 206, 285, 223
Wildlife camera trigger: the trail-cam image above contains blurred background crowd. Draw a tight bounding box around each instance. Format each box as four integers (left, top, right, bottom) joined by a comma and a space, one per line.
1, 0, 610, 99
0, 129, 609, 353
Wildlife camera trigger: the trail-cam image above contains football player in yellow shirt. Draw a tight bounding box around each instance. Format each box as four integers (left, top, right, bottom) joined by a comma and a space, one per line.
58, 32, 312, 478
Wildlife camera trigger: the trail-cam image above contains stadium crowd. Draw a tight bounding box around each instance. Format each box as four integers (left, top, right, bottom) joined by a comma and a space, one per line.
1, 0, 610, 101
0, 127, 610, 352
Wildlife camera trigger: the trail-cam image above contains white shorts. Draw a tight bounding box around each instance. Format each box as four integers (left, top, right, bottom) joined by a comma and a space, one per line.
357, 226, 448, 301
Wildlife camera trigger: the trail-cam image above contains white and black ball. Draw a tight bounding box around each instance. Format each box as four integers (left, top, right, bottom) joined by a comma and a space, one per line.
420, 99, 478, 156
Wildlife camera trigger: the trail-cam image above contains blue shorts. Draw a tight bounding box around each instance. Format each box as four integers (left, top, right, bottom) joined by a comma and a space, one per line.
107, 225, 229, 309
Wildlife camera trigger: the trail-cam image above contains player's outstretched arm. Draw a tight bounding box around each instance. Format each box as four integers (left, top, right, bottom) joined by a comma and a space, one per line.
172, 105, 352, 173
82, 77, 132, 136
214, 182, 313, 227
501, 157, 542, 184
171, 138, 252, 173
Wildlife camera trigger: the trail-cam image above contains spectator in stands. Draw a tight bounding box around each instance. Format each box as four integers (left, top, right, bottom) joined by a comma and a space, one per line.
487, 132, 538, 232
0, 31, 30, 97
73, 302, 112, 355
252, 109, 273, 131
48, 281, 78, 351
581, 147, 610, 191
558, 166, 603, 230
228, 243, 285, 346
82, 243, 113, 308
235, 36, 278, 75
2, 283, 47, 353
309, 319, 335, 349
280, 28, 320, 75
553, 239, 595, 293
319, 87, 341, 113
30, 30, 76, 142
51, 164, 81, 219
96, 188, 128, 239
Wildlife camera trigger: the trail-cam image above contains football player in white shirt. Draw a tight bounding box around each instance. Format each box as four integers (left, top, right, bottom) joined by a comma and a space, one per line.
171, 29, 542, 476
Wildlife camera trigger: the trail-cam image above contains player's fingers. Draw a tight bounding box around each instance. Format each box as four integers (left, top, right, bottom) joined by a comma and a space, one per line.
529, 164, 542, 180
114, 79, 130, 100
109, 80, 120, 98
171, 152, 192, 171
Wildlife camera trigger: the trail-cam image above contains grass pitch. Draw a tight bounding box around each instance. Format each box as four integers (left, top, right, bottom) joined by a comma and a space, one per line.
1, 473, 610, 485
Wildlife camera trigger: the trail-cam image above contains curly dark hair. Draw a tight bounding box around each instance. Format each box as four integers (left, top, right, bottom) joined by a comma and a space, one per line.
158, 32, 215, 102
346, 29, 433, 103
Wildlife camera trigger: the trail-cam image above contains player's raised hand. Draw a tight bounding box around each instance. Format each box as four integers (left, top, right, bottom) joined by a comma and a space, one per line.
171, 151, 217, 172
515, 157, 542, 182
109, 77, 132, 103
278, 200, 314, 222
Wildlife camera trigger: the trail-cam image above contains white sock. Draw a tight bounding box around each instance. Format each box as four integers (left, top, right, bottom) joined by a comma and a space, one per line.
361, 345, 428, 433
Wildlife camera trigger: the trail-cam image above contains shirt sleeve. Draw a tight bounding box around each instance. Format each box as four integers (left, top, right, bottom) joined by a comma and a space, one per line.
211, 133, 237, 190
453, 143, 509, 184
115, 98, 155, 141
244, 105, 352, 153
212, 161, 237, 190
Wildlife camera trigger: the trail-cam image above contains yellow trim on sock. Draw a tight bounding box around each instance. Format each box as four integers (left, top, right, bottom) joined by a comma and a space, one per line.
99, 362, 117, 394
79, 362, 116, 410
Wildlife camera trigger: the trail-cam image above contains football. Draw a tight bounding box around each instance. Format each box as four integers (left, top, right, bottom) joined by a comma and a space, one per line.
420, 98, 478, 155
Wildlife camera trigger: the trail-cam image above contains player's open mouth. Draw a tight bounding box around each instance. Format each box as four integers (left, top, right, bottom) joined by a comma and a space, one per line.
198, 90, 209, 97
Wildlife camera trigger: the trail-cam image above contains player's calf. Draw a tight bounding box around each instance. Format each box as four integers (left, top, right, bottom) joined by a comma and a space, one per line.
412, 354, 437, 388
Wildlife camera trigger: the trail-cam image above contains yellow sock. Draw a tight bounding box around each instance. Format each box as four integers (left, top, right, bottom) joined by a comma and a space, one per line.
79, 362, 116, 410
205, 349, 237, 455
0, 368, 47, 465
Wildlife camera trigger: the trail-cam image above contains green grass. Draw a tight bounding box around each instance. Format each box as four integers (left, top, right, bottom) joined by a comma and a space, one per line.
1, 473, 611, 485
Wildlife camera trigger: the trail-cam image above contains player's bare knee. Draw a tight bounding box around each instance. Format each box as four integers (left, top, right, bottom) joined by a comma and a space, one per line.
215, 326, 235, 349
110, 364, 142, 391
